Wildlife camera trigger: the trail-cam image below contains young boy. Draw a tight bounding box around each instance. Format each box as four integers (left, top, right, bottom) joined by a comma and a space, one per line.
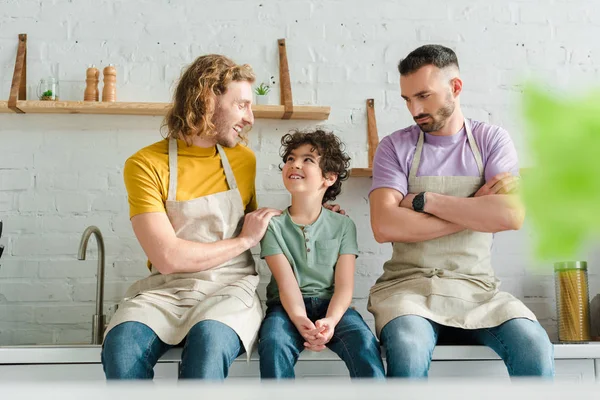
258, 130, 385, 379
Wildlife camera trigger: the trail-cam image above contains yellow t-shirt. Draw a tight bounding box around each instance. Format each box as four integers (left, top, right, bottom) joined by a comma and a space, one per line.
124, 139, 257, 218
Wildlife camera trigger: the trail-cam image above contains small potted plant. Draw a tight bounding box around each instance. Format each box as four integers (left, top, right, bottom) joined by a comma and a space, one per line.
254, 82, 271, 105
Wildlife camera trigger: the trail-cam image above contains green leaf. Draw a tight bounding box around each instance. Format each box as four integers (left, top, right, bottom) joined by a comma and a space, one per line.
522, 85, 600, 259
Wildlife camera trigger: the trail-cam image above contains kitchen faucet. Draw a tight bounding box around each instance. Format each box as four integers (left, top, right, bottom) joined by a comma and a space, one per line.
77, 226, 106, 345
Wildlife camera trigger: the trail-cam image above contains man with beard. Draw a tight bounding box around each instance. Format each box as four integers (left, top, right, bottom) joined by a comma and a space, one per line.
101, 55, 281, 380
367, 45, 554, 379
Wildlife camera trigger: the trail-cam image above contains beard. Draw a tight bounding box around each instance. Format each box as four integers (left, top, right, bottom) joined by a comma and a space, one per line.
414, 96, 455, 133
211, 107, 238, 148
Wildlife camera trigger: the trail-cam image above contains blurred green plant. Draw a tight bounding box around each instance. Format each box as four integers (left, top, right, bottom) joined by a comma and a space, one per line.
254, 83, 271, 96
522, 85, 600, 259
40, 90, 53, 99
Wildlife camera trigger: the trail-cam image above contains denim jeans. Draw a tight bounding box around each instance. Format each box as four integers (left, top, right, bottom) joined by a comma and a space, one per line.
101, 320, 244, 380
380, 315, 554, 378
258, 297, 385, 379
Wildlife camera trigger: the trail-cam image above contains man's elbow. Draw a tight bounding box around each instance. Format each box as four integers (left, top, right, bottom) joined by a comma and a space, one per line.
372, 223, 391, 243
497, 208, 525, 232
372, 222, 412, 243
150, 248, 177, 275
509, 209, 525, 230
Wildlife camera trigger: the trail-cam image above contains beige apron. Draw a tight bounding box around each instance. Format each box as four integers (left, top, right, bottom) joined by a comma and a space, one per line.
368, 119, 536, 337
105, 139, 263, 358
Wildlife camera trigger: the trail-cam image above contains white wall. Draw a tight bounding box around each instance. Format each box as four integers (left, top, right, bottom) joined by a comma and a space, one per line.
1, 0, 599, 345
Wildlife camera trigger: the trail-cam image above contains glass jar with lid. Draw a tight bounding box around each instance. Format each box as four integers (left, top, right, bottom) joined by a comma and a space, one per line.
37, 76, 59, 101
554, 261, 591, 342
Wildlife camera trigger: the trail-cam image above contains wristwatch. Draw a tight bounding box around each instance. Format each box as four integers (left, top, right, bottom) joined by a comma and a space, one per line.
412, 192, 427, 213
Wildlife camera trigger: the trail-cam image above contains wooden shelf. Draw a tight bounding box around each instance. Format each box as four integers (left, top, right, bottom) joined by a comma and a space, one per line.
0, 100, 330, 120
2, 36, 330, 120
350, 168, 373, 177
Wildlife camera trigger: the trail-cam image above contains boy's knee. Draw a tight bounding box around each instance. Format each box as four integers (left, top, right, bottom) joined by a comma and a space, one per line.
259, 331, 294, 353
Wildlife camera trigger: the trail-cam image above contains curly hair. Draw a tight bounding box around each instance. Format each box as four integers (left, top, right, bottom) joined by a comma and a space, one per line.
280, 130, 351, 204
162, 54, 255, 145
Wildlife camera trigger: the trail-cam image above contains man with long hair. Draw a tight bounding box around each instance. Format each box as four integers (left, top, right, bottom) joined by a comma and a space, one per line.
101, 55, 280, 380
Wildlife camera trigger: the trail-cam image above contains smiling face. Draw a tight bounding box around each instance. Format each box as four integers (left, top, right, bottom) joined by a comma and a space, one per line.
212, 80, 255, 147
281, 143, 336, 199
400, 64, 460, 133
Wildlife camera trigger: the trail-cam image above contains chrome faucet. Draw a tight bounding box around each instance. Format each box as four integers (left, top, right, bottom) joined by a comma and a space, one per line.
77, 226, 106, 345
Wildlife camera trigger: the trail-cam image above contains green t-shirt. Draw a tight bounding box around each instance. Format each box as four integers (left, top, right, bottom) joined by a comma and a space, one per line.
260, 207, 359, 302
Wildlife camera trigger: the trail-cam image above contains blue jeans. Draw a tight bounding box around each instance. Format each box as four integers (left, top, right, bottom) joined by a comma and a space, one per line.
258, 297, 385, 379
101, 320, 244, 380
380, 315, 554, 378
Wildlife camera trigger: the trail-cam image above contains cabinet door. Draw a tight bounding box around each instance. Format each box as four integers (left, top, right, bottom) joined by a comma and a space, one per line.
430, 359, 595, 382
554, 359, 596, 383
0, 362, 179, 381
429, 360, 509, 380
227, 359, 597, 382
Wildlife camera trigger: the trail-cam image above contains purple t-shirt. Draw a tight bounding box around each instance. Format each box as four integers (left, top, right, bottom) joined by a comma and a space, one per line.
370, 119, 519, 196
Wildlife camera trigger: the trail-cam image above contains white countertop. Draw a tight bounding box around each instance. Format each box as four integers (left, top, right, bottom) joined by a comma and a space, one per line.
2, 343, 600, 364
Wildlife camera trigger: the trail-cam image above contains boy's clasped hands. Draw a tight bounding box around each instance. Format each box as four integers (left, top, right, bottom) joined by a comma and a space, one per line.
291, 314, 337, 352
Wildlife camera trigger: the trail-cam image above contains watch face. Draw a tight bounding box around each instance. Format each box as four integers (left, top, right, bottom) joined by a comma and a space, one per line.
413, 193, 425, 211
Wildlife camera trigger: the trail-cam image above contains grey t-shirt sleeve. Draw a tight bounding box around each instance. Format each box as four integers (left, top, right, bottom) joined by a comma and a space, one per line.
483, 126, 520, 181
339, 217, 359, 258
260, 223, 283, 258
369, 135, 408, 196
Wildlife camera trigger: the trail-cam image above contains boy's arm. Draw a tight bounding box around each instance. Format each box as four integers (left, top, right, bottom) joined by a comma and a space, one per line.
264, 254, 307, 320
307, 254, 355, 352
325, 254, 355, 324
264, 254, 320, 344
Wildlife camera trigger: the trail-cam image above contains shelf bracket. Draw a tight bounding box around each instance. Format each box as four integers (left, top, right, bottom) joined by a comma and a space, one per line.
8, 34, 27, 114
366, 98, 379, 168
278, 38, 293, 120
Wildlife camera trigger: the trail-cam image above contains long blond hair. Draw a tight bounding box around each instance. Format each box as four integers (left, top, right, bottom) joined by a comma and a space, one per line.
162, 54, 255, 145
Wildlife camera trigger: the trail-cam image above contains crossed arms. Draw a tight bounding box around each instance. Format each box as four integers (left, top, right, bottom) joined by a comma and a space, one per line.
370, 172, 524, 244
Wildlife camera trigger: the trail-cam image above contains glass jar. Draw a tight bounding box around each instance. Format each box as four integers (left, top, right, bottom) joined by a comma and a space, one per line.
37, 77, 59, 101
554, 261, 591, 342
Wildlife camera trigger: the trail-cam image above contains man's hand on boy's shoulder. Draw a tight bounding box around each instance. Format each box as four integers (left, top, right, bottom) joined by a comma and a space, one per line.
239, 207, 282, 248
324, 203, 347, 216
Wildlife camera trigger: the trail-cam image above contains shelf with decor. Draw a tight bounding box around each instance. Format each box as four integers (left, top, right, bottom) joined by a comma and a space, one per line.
1, 35, 330, 121
0, 100, 330, 119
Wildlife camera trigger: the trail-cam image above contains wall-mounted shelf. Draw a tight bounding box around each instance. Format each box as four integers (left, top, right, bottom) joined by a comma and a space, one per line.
349, 167, 374, 177
2, 35, 330, 120
0, 100, 330, 120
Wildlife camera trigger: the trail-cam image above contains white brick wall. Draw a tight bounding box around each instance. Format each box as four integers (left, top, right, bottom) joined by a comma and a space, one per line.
1, 0, 599, 345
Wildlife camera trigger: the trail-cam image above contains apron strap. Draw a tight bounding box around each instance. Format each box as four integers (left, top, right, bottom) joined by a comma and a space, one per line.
216, 144, 239, 190
409, 119, 485, 180
408, 131, 425, 181
464, 119, 484, 177
167, 138, 178, 201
